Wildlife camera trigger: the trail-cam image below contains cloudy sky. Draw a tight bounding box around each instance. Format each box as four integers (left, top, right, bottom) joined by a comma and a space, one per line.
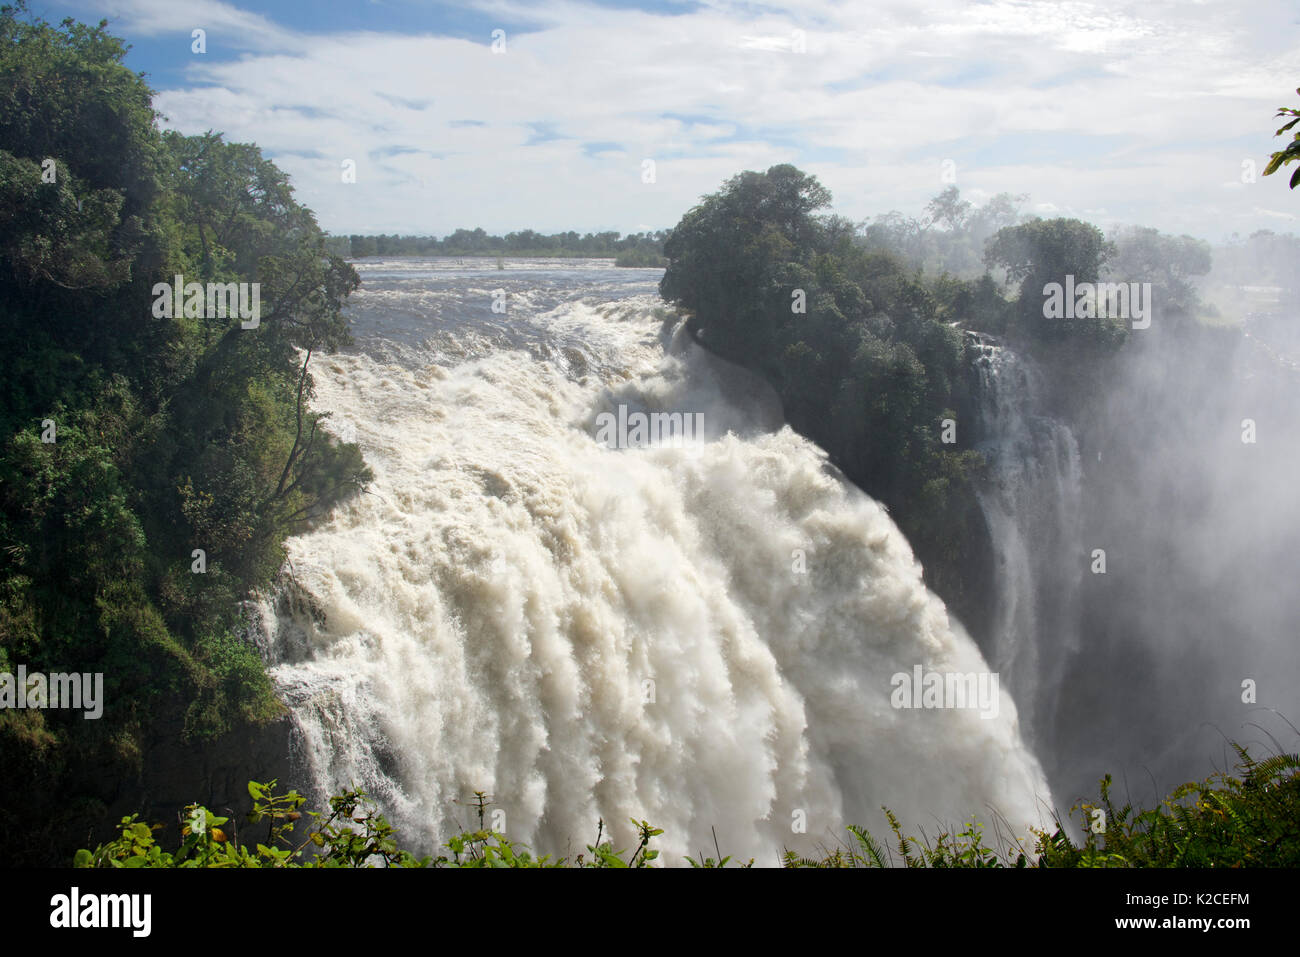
38, 0, 1300, 240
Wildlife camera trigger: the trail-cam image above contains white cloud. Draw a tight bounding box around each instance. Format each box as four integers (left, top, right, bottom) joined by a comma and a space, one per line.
122, 0, 1300, 239
90, 0, 295, 49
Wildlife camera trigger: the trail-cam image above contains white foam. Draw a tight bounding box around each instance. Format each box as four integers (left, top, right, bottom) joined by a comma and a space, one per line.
253, 297, 1053, 865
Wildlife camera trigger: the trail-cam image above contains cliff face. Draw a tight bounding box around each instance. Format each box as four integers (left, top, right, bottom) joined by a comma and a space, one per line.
112, 712, 300, 850
17, 707, 302, 866
911, 494, 996, 654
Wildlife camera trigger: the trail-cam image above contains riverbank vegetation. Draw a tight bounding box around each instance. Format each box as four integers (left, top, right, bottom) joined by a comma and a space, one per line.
326, 228, 667, 262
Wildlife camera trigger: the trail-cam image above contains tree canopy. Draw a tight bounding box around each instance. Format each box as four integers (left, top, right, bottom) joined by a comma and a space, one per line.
983, 217, 1123, 344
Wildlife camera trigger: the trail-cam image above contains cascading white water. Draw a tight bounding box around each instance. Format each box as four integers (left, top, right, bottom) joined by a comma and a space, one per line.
972, 341, 1083, 752
250, 262, 1053, 865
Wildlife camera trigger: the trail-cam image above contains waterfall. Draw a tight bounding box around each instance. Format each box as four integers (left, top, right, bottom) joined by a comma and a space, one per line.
247, 272, 1053, 865
971, 338, 1084, 754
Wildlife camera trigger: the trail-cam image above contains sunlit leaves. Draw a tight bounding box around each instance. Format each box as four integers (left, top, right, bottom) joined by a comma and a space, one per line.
1262, 88, 1300, 189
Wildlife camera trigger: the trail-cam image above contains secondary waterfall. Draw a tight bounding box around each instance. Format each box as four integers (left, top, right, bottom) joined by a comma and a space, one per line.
971, 339, 1083, 754
249, 259, 1053, 865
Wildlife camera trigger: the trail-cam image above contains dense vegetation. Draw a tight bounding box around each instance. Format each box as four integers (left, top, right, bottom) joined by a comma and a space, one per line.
0, 4, 370, 864
327, 228, 666, 262
76, 746, 1300, 867
613, 245, 669, 267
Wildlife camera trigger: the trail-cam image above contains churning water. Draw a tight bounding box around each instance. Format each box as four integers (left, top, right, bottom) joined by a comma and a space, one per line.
250, 258, 1052, 864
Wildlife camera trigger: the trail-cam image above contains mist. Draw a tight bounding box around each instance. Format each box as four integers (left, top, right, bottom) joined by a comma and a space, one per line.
1045, 305, 1300, 806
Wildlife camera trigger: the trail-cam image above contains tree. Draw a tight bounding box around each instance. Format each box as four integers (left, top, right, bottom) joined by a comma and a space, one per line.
984, 217, 1117, 342
860, 189, 1025, 277
660, 164, 833, 368
926, 186, 972, 232
1105, 226, 1211, 321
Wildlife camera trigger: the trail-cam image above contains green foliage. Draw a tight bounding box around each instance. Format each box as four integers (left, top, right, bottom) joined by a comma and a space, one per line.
0, 3, 370, 862
1210, 229, 1300, 298
1104, 225, 1211, 324
661, 164, 832, 369
861, 187, 1027, 278
1035, 747, 1300, 868
685, 825, 755, 868
183, 628, 282, 739
1262, 88, 1300, 189
984, 217, 1122, 346
778, 746, 1300, 869
74, 780, 675, 869
73, 747, 1300, 868
0, 2, 164, 298
783, 810, 1029, 868
77, 780, 429, 868
335, 228, 666, 260
614, 246, 668, 267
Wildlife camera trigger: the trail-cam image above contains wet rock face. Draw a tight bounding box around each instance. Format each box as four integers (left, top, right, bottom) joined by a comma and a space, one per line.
100, 710, 301, 854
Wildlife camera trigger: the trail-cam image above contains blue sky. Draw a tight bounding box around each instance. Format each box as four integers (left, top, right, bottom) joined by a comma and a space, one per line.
32, 0, 1300, 240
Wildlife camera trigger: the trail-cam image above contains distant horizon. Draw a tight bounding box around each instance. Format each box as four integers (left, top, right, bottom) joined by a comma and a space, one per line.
321, 221, 1300, 245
